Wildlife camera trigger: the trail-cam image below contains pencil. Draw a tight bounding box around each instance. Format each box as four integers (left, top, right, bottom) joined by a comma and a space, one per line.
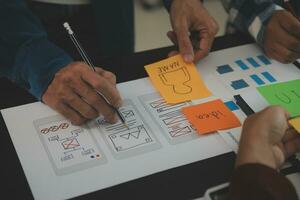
63, 22, 127, 127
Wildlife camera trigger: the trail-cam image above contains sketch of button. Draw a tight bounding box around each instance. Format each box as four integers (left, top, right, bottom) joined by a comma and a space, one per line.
121, 110, 135, 118
169, 126, 192, 137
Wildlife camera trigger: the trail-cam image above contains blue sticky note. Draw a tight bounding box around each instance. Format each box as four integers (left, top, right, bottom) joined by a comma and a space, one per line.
257, 55, 271, 65
216, 64, 234, 74
261, 71, 276, 82
247, 57, 260, 68
235, 60, 249, 70
231, 79, 249, 90
225, 101, 240, 111
250, 74, 265, 85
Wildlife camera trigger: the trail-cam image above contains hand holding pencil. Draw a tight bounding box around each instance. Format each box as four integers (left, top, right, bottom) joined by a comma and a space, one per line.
41, 23, 124, 125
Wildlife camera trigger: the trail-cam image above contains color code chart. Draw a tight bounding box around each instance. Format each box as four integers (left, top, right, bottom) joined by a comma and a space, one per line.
215, 55, 278, 92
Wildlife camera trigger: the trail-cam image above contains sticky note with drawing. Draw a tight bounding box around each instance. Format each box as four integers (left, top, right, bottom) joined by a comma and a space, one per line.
257, 79, 300, 117
182, 99, 241, 134
144, 55, 211, 104
289, 117, 300, 134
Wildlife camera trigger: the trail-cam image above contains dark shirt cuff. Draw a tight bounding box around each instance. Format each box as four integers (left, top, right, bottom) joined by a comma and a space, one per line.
13, 38, 73, 100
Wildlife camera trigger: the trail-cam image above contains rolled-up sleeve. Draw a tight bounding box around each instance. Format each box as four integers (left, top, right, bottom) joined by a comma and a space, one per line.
221, 0, 283, 48
0, 0, 73, 99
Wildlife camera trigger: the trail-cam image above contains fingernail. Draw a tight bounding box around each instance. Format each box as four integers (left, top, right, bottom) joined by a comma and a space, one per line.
183, 54, 194, 63
115, 99, 123, 108
109, 114, 119, 124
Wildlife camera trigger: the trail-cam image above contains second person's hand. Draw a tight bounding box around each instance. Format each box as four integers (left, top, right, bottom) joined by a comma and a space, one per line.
168, 0, 219, 63
236, 106, 300, 170
42, 62, 122, 125
264, 10, 300, 63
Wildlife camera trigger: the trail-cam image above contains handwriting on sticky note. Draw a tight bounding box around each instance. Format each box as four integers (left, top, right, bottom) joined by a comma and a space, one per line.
257, 79, 300, 117
289, 117, 300, 134
182, 99, 241, 134
144, 55, 211, 104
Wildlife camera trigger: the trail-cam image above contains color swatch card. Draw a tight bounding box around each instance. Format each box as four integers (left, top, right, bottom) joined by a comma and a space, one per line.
257, 79, 300, 117
182, 99, 241, 134
145, 55, 211, 104
289, 117, 300, 134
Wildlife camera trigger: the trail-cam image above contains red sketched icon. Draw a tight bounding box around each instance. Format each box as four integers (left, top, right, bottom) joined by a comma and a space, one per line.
40, 122, 69, 134
61, 138, 80, 150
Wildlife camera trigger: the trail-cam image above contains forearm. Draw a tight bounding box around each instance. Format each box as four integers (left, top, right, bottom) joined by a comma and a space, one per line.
0, 0, 72, 99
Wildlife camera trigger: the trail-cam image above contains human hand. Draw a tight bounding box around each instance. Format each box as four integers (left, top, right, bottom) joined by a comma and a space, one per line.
168, 0, 218, 63
236, 106, 300, 169
264, 10, 300, 63
42, 62, 122, 125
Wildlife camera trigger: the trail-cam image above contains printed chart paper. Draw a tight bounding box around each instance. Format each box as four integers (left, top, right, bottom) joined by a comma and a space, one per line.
145, 55, 211, 103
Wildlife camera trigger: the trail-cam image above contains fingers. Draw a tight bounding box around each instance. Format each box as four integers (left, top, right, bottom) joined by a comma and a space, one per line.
70, 79, 117, 123
283, 136, 300, 158
55, 102, 86, 125
194, 31, 214, 62
173, 21, 194, 63
264, 10, 300, 63
42, 62, 122, 125
279, 11, 300, 39
80, 67, 122, 108
267, 42, 300, 64
282, 128, 300, 142
167, 29, 214, 62
167, 31, 178, 46
94, 67, 117, 85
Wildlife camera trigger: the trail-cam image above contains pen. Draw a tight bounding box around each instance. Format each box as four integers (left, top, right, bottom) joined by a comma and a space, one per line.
63, 22, 127, 127
283, 0, 300, 21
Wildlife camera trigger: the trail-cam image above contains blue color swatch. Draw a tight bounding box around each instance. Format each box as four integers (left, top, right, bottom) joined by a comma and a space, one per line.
250, 74, 265, 85
235, 60, 249, 70
261, 71, 276, 82
247, 57, 260, 68
231, 79, 249, 90
225, 101, 240, 111
257, 55, 271, 65
216, 64, 234, 74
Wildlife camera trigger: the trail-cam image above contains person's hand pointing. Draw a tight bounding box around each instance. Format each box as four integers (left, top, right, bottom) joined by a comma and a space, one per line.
168, 0, 219, 63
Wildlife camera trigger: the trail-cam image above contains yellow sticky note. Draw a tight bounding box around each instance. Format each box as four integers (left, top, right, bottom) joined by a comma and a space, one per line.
145, 55, 211, 104
289, 117, 300, 134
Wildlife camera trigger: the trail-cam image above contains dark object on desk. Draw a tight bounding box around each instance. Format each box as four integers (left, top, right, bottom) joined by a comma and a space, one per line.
233, 95, 255, 116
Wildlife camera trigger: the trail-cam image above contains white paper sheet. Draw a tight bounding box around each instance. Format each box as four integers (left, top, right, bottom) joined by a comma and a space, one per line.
2, 44, 300, 200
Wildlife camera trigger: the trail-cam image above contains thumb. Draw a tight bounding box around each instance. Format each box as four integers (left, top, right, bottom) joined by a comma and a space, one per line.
174, 22, 194, 62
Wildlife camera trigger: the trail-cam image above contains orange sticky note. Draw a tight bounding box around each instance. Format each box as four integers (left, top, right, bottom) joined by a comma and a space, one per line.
289, 117, 300, 134
145, 55, 211, 104
182, 99, 241, 134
